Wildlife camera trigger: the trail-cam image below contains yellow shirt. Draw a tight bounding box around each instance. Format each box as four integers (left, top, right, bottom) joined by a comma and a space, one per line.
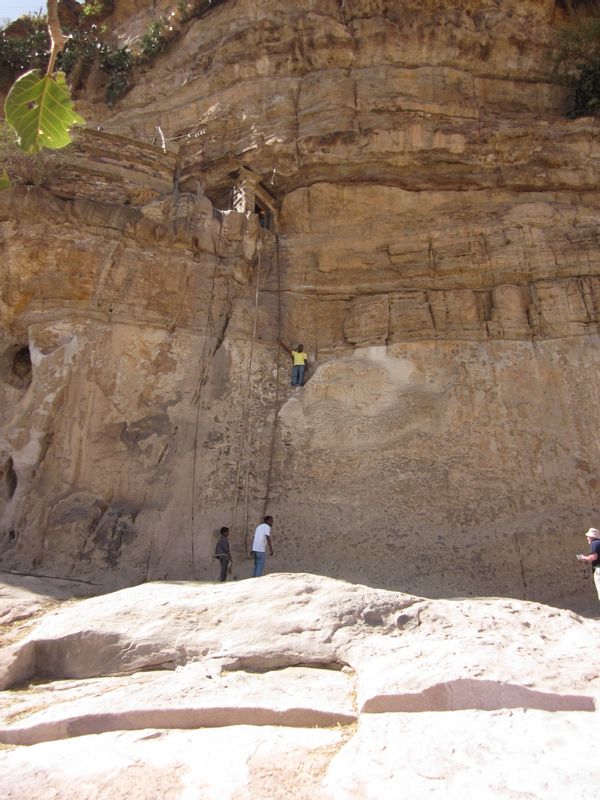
292, 350, 308, 366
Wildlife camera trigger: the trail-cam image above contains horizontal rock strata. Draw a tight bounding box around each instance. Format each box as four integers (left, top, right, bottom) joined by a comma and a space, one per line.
1, 0, 600, 605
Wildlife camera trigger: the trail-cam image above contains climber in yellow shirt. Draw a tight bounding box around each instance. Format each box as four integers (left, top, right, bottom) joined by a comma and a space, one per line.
280, 342, 309, 386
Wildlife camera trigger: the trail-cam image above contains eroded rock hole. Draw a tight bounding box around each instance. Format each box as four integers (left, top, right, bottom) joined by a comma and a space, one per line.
0, 528, 18, 554
10, 346, 32, 389
5, 457, 17, 499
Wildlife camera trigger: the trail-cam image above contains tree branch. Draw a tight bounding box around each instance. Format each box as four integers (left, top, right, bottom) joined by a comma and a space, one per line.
46, 0, 67, 75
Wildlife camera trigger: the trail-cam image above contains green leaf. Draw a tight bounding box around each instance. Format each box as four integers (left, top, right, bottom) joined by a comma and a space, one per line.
0, 170, 12, 191
4, 70, 85, 154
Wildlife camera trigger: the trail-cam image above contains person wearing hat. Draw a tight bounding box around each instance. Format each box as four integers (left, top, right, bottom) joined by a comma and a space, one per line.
576, 527, 600, 602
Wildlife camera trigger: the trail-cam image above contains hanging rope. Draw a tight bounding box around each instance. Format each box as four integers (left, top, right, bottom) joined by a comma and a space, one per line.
188, 257, 219, 572
230, 220, 285, 561
231, 236, 263, 554
261, 231, 283, 517
144, 253, 218, 580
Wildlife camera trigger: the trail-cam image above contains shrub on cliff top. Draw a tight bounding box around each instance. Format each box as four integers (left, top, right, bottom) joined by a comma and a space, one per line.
0, 14, 50, 81
1, 6, 176, 108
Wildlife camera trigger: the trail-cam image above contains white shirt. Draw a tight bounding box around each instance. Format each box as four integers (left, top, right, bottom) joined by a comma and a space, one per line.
252, 523, 271, 553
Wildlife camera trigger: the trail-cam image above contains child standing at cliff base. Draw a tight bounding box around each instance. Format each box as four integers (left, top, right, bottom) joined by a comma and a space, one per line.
215, 526, 232, 582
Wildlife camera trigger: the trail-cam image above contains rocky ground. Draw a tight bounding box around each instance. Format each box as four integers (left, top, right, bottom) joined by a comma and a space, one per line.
0, 570, 598, 798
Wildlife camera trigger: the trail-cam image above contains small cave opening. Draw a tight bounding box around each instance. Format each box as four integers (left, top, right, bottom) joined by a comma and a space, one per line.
3, 345, 33, 390
6, 458, 17, 499
13, 346, 32, 384
0, 528, 19, 554
0, 456, 17, 500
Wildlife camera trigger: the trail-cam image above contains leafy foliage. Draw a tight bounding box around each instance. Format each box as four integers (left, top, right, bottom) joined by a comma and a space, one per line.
572, 62, 600, 113
0, 14, 50, 80
59, 26, 107, 74
138, 17, 171, 63
101, 46, 134, 105
101, 45, 132, 73
0, 170, 12, 190
554, 18, 600, 116
4, 69, 85, 153
81, 1, 107, 17
0, 8, 174, 107
1, 0, 225, 108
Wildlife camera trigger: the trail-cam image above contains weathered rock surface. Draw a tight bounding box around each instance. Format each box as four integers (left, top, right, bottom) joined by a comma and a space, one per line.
0, 665, 355, 746
0, 573, 598, 797
323, 711, 600, 800
1, 726, 346, 800
1, 0, 600, 606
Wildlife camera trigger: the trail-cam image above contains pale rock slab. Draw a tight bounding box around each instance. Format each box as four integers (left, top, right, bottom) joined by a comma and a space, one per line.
0, 573, 97, 625
0, 574, 415, 688
1, 575, 598, 715
0, 573, 598, 798
0, 664, 355, 746
323, 710, 600, 800
348, 597, 600, 713
0, 725, 345, 800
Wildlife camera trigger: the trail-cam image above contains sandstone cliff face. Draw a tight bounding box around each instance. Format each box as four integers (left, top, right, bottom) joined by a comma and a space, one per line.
1, 0, 599, 604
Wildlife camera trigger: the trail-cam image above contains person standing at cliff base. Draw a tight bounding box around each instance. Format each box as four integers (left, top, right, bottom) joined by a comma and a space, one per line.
252, 516, 273, 577
576, 527, 600, 602
215, 526, 232, 582
280, 342, 309, 387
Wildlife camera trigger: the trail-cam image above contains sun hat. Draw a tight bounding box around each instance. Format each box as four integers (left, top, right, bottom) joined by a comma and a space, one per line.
584, 527, 600, 539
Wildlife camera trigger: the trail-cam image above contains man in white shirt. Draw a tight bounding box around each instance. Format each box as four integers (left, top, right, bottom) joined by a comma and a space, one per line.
251, 515, 274, 577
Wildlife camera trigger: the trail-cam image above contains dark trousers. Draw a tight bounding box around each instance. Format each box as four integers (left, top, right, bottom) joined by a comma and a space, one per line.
217, 556, 230, 582
292, 364, 305, 386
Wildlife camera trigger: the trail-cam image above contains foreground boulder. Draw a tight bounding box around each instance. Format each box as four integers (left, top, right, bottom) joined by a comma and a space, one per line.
0, 572, 599, 797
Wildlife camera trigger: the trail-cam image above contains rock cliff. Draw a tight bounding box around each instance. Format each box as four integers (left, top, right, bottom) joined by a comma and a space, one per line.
1, 0, 600, 605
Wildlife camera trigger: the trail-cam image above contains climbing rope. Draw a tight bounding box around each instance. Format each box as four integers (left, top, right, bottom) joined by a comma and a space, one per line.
231, 236, 263, 554
148, 250, 219, 580
189, 256, 219, 571
261, 232, 283, 517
